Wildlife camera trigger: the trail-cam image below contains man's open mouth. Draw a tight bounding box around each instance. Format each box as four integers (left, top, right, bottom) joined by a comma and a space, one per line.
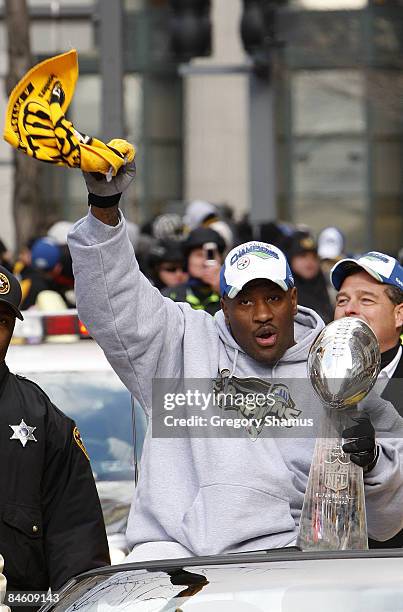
255, 328, 277, 347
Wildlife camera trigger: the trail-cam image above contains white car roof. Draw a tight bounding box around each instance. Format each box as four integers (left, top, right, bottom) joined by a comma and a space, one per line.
53, 553, 403, 611
7, 340, 112, 373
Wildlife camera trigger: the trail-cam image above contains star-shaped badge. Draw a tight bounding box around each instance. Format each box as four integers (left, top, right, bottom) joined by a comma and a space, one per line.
10, 419, 37, 447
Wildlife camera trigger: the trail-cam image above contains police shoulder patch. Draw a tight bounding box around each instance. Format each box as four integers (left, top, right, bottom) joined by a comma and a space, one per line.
73, 426, 89, 460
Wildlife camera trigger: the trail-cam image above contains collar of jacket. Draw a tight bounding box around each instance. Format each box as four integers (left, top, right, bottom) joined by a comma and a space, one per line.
381, 342, 401, 371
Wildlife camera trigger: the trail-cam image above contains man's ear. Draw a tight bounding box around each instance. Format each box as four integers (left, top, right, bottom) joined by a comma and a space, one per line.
394, 302, 403, 331
221, 296, 230, 326
290, 287, 298, 315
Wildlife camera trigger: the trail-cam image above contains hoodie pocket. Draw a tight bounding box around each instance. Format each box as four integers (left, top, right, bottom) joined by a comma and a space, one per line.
182, 484, 295, 556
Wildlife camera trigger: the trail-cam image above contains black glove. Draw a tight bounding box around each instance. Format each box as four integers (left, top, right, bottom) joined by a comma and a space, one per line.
83, 149, 136, 208
342, 415, 378, 473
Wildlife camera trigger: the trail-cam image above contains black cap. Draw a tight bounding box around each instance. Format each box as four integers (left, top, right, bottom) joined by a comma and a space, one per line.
286, 231, 317, 260
147, 239, 185, 268
183, 227, 226, 257
0, 265, 24, 320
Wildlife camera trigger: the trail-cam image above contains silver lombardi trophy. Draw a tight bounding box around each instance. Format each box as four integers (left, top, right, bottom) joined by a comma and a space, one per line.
297, 317, 381, 550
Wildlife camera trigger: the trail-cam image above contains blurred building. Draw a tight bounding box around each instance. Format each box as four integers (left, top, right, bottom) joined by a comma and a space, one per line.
0, 0, 402, 254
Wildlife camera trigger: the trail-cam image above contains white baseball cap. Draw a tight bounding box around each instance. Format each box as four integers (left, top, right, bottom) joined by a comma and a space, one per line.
220, 241, 294, 298
331, 251, 403, 292
317, 227, 345, 260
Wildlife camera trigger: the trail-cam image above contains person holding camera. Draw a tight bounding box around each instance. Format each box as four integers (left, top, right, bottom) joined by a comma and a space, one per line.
163, 227, 226, 316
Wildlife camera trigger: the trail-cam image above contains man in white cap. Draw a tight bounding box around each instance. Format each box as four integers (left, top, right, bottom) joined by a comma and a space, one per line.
332, 251, 402, 379
332, 251, 403, 547
67, 159, 403, 560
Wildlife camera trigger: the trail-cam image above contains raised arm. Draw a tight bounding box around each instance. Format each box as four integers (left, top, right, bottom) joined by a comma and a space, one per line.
68, 151, 185, 411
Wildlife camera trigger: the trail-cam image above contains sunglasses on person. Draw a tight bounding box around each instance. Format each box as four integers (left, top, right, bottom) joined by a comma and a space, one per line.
159, 264, 184, 273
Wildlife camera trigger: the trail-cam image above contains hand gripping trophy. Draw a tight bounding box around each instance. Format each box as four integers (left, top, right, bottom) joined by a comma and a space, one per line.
297, 317, 381, 551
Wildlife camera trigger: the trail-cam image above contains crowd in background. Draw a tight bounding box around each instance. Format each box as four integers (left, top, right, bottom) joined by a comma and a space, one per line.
1, 199, 402, 322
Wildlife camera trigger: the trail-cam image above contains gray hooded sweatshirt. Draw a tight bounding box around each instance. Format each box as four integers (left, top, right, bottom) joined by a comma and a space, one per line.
68, 212, 403, 561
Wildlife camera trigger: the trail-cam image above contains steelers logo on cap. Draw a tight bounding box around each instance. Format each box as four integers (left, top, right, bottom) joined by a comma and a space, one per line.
0, 273, 10, 295
237, 256, 250, 270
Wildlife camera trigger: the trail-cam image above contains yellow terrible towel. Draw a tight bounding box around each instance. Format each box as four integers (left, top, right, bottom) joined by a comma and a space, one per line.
3, 49, 135, 176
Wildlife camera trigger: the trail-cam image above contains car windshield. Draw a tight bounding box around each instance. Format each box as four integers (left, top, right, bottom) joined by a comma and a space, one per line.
23, 371, 146, 481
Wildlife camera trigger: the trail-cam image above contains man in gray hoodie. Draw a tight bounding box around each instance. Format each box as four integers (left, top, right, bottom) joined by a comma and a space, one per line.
68, 158, 403, 562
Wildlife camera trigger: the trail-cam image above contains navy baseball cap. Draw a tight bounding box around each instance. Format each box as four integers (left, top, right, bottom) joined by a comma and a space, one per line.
331, 251, 403, 292
0, 265, 24, 320
220, 241, 294, 298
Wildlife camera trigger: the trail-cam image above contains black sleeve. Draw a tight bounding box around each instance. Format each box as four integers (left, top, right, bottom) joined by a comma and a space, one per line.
41, 406, 110, 590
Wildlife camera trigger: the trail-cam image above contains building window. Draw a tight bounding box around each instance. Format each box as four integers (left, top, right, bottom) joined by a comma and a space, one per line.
291, 69, 369, 251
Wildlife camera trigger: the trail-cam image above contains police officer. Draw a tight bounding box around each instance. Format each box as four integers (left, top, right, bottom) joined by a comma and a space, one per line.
0, 265, 110, 601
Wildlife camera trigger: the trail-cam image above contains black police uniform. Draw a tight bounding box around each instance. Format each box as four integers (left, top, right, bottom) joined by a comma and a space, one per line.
0, 361, 110, 598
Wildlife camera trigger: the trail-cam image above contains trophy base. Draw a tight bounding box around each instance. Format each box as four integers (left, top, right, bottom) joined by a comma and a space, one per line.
297, 413, 368, 551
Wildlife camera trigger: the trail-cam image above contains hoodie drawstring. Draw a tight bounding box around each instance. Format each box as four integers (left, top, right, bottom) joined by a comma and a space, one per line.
229, 348, 239, 378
